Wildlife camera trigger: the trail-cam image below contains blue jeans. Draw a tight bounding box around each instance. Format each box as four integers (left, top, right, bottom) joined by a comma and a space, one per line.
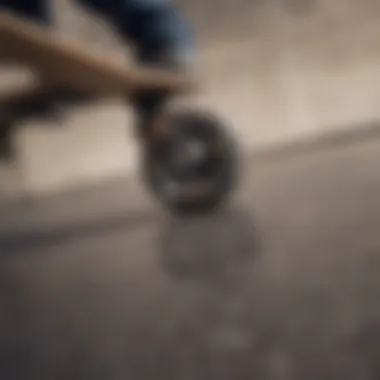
0, 0, 195, 136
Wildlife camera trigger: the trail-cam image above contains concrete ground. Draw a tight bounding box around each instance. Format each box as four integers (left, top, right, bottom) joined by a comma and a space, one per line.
0, 134, 380, 380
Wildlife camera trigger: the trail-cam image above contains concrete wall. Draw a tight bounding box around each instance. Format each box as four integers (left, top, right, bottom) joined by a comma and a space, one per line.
1, 0, 380, 198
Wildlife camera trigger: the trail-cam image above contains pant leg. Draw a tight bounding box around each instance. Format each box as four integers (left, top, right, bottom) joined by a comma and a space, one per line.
77, 0, 195, 66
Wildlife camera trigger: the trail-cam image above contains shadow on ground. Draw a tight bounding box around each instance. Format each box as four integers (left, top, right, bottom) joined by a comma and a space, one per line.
0, 205, 268, 380
159, 206, 261, 287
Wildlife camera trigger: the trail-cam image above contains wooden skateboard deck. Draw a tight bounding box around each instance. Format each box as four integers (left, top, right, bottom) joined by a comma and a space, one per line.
0, 11, 196, 100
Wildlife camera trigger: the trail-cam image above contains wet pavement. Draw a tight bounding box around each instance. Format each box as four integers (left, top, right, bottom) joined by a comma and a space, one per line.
0, 136, 380, 380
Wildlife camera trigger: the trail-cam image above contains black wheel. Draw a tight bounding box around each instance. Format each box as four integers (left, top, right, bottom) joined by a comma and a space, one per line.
142, 108, 240, 216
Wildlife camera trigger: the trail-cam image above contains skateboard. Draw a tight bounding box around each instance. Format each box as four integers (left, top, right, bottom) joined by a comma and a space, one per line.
0, 11, 239, 215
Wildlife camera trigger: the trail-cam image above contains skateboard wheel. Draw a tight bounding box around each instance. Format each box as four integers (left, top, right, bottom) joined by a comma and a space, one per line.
142, 109, 239, 215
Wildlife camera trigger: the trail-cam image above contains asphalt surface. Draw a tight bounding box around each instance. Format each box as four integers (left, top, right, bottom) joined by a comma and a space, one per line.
1, 136, 380, 380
